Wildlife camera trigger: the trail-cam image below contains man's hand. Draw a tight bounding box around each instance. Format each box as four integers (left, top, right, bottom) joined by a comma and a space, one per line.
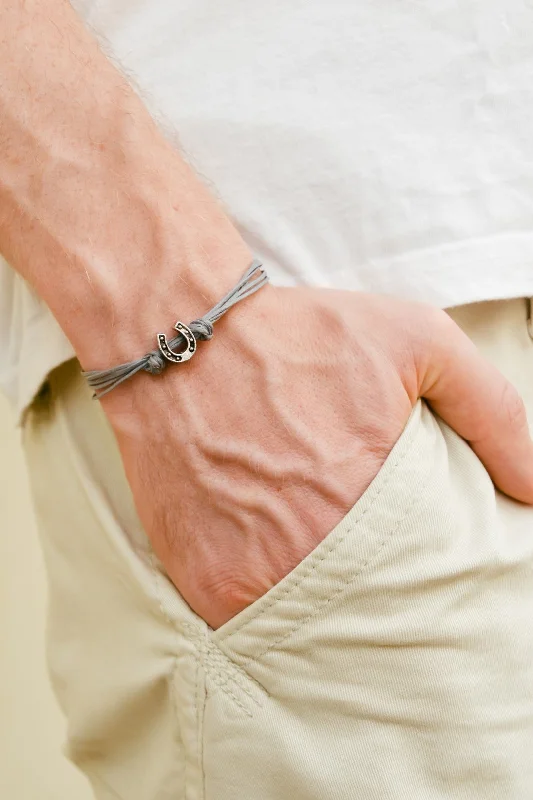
99, 283, 533, 629
2, 0, 532, 631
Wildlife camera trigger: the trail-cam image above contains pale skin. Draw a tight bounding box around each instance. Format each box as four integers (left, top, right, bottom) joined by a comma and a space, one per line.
1, 1, 533, 629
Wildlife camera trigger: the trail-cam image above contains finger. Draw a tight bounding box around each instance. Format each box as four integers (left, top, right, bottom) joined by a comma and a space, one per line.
417, 311, 533, 505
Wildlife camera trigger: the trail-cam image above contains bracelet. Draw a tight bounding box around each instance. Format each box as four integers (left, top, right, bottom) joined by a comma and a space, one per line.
81, 258, 269, 399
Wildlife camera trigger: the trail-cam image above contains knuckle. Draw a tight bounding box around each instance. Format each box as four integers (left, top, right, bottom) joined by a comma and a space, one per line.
427, 305, 450, 328
409, 305, 458, 379
429, 307, 466, 351
416, 304, 451, 335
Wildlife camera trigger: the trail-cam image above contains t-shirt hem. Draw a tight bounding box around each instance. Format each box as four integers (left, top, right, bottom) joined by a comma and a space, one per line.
335, 231, 533, 309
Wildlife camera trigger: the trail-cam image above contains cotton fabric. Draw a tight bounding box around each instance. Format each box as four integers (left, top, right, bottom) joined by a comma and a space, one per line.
21, 297, 533, 800
4, 1, 533, 418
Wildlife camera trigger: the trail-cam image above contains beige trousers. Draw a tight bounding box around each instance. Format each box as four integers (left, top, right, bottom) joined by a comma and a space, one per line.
22, 299, 533, 800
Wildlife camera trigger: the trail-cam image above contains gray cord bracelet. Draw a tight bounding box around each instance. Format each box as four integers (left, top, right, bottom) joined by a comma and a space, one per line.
82, 258, 269, 399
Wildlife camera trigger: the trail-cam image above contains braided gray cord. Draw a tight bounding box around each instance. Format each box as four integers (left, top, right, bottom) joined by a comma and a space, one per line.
82, 259, 268, 398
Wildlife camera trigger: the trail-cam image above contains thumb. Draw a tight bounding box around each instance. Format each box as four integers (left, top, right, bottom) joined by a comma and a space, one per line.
416, 311, 533, 505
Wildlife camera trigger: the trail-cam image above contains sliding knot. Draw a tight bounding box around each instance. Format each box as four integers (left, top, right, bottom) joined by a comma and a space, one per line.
191, 318, 214, 340
144, 351, 166, 375
83, 259, 267, 398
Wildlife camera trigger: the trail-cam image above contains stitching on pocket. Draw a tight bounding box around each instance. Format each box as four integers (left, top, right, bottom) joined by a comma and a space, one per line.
239, 463, 434, 668
184, 622, 267, 717
204, 670, 254, 718
203, 645, 266, 705
218, 411, 420, 643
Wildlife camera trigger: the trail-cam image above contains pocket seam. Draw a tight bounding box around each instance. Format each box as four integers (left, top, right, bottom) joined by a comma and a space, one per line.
237, 460, 433, 668
216, 403, 422, 645
183, 622, 268, 717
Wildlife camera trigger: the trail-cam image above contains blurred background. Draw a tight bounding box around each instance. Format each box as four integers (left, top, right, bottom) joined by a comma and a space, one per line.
0, 393, 92, 800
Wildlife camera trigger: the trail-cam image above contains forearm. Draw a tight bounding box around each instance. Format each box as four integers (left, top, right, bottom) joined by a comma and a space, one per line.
0, 0, 252, 368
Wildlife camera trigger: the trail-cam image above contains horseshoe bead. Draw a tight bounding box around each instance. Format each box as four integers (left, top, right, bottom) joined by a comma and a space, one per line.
157, 321, 197, 364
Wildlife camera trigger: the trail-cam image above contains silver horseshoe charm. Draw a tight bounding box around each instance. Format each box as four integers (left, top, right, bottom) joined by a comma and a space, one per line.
157, 321, 197, 364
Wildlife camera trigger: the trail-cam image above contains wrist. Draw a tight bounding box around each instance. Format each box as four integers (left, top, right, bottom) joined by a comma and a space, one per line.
9, 132, 255, 368
96, 272, 280, 423
0, 0, 256, 368
73, 225, 257, 371
0, 0, 270, 383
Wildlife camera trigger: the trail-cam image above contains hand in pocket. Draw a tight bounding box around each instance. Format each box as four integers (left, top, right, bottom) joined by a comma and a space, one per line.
101, 285, 533, 628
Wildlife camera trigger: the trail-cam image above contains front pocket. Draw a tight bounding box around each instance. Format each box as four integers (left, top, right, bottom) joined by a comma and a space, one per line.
211, 398, 437, 665
204, 397, 533, 800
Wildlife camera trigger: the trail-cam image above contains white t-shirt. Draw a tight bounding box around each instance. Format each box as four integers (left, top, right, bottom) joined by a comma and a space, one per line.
3, 0, 533, 422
